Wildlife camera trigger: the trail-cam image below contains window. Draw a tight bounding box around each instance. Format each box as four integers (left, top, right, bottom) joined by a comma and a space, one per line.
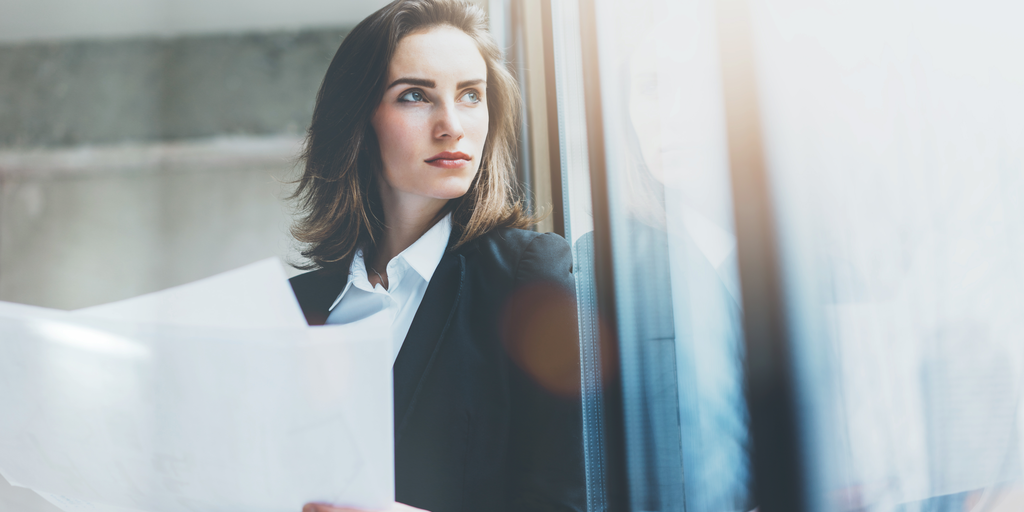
540, 0, 753, 509
515, 0, 1024, 510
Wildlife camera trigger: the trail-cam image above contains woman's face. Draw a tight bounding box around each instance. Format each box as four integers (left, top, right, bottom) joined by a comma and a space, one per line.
372, 26, 489, 211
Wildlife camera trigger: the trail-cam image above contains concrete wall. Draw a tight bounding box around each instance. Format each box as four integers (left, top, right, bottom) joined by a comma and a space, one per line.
0, 28, 352, 312
0, 29, 346, 147
0, 136, 304, 310
0, 0, 384, 43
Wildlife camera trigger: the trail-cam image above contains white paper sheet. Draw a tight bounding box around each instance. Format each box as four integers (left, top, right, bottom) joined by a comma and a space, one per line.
37, 491, 149, 512
74, 258, 308, 329
0, 259, 393, 512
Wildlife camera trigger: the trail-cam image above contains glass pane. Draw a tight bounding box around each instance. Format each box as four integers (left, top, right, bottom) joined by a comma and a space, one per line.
583, 0, 754, 509
749, 1, 1024, 510
550, 0, 605, 510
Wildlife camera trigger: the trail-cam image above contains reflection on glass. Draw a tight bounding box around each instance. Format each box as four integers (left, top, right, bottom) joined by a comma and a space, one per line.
587, 0, 753, 509
749, 0, 1024, 510
551, 0, 605, 510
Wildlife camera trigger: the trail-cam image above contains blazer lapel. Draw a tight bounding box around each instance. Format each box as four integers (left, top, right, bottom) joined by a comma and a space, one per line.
291, 266, 350, 326
392, 249, 465, 442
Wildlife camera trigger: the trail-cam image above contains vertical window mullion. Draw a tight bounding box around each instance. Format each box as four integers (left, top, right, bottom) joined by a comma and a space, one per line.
716, 0, 806, 511
577, 0, 687, 510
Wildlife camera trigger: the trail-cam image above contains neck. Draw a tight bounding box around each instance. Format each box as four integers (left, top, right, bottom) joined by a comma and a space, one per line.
371, 184, 448, 271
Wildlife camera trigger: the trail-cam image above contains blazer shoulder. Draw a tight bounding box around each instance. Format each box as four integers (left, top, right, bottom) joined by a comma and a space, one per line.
473, 227, 571, 254
471, 226, 541, 253
467, 228, 573, 290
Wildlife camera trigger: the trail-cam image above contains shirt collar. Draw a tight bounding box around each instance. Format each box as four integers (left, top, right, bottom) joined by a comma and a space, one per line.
327, 213, 452, 312
399, 212, 452, 282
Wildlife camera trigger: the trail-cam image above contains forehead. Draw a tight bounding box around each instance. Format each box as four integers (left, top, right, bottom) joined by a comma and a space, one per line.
388, 26, 487, 83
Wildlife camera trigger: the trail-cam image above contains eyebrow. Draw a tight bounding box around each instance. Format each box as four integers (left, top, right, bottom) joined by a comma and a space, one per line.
456, 78, 485, 89
386, 77, 486, 90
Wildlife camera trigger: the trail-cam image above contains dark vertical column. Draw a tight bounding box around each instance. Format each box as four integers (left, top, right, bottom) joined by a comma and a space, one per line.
715, 1, 806, 511
506, 0, 534, 214
579, 0, 688, 509
577, 0, 629, 510
539, 0, 565, 238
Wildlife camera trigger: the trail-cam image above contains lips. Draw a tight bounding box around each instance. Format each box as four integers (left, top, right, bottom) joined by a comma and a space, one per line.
425, 151, 472, 169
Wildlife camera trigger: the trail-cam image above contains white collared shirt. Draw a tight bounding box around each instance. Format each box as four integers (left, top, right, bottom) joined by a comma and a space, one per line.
325, 213, 452, 363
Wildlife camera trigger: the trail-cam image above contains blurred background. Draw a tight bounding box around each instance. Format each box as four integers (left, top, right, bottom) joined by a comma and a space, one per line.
0, 0, 404, 313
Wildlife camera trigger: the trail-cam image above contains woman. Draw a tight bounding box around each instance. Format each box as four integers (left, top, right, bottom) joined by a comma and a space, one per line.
288, 1, 585, 511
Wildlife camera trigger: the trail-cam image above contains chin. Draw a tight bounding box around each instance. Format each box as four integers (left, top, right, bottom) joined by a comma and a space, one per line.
432, 186, 473, 201
425, 176, 475, 200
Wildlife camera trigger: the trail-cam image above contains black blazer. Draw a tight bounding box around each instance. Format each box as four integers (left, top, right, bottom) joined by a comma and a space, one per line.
289, 228, 586, 512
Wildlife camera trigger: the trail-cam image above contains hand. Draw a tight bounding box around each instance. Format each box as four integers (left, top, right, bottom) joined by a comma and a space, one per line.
302, 502, 427, 512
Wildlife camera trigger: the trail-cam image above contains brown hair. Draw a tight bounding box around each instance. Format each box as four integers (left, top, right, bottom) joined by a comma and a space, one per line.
290, 0, 532, 270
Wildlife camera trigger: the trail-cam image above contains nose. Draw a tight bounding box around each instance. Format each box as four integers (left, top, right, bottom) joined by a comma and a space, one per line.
433, 102, 465, 141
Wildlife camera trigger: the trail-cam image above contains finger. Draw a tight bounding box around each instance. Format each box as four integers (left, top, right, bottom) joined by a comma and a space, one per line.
390, 504, 428, 512
302, 503, 359, 512
301, 502, 427, 512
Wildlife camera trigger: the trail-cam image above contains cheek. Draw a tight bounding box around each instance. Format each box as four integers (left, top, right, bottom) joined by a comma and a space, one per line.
465, 110, 490, 150
374, 110, 422, 162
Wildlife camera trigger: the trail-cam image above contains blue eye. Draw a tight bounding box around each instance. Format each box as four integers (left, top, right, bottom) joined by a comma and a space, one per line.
461, 91, 481, 103
399, 90, 426, 102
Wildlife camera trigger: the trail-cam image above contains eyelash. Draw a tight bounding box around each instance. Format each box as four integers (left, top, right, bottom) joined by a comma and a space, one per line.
398, 89, 427, 103
396, 89, 483, 104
